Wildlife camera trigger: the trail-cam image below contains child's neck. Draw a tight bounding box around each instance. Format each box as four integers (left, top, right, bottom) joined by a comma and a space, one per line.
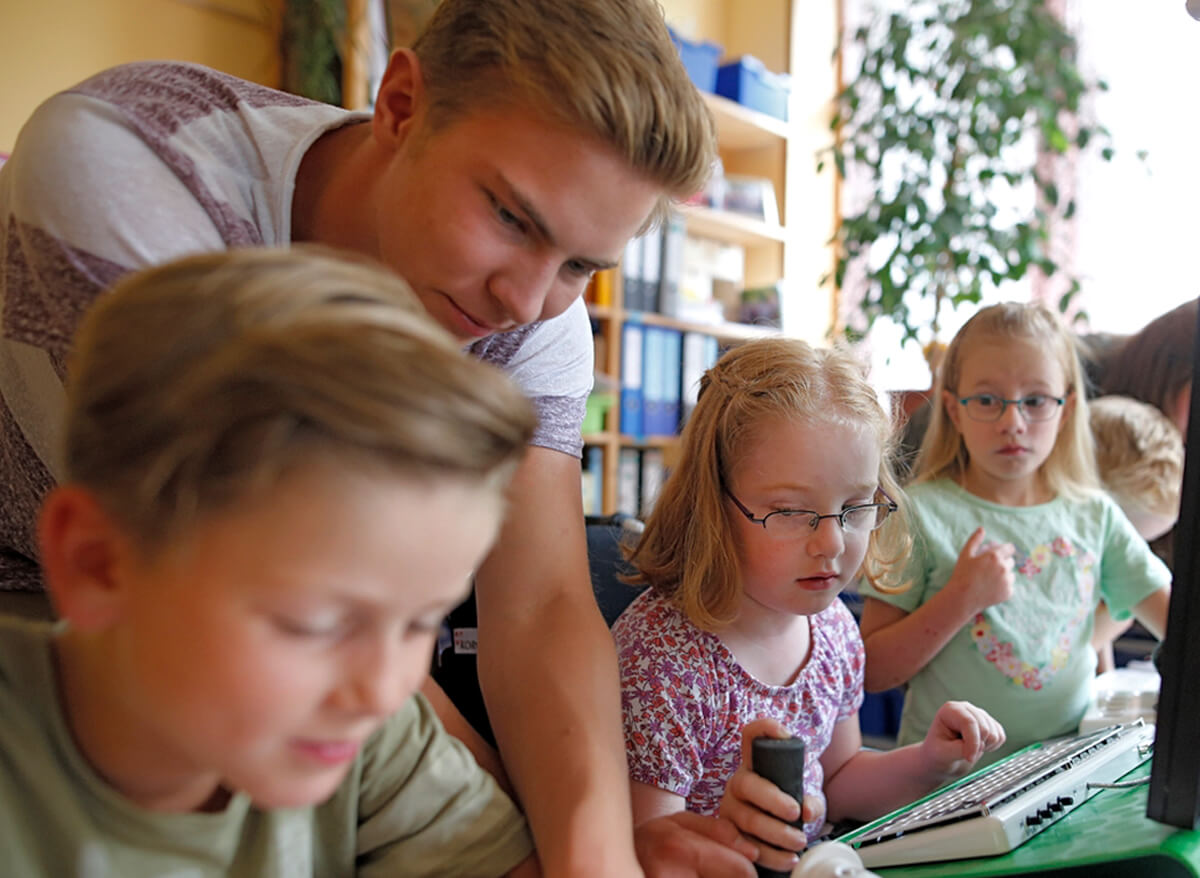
719, 608, 811, 688
959, 468, 1054, 506
53, 631, 227, 813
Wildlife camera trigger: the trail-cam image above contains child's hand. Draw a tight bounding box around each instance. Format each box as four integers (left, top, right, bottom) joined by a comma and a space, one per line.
719, 718, 823, 874
947, 528, 1015, 613
920, 700, 1006, 779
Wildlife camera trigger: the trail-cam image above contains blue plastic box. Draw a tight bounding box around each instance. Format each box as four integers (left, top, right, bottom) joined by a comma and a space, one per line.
668, 26, 722, 94
715, 55, 791, 121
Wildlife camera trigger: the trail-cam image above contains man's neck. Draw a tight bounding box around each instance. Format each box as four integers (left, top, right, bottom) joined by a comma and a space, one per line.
291, 120, 375, 249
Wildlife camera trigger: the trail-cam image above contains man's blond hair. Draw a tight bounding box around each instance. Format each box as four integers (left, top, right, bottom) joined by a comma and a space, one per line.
64, 246, 537, 550
412, 0, 716, 226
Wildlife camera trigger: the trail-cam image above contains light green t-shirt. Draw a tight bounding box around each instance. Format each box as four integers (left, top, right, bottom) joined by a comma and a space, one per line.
860, 479, 1169, 763
0, 618, 534, 877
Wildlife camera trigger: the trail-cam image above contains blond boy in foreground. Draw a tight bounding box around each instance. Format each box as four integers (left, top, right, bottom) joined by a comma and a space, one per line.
0, 248, 541, 876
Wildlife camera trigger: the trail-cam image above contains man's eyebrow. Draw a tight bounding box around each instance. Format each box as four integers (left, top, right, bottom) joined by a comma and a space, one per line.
503, 177, 619, 272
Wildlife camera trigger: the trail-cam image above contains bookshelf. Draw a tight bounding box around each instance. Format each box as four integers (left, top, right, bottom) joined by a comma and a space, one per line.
581, 0, 839, 517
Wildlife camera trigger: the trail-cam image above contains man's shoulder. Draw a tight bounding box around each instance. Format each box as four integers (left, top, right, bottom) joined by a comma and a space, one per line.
67, 61, 321, 114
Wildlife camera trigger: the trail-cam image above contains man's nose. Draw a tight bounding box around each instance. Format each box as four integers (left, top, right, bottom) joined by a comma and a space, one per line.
488, 255, 559, 327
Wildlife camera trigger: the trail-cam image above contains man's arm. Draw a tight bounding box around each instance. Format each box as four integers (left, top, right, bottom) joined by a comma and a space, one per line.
473, 446, 641, 875
460, 448, 758, 877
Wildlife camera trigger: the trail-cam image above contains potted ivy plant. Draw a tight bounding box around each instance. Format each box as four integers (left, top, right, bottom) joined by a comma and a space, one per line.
823, 0, 1116, 351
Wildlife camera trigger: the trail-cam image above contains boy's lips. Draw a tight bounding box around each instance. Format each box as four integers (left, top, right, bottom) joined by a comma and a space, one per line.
291, 738, 362, 766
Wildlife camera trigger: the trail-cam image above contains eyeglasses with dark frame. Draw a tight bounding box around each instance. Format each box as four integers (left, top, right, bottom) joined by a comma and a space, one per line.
724, 487, 897, 539
957, 393, 1067, 423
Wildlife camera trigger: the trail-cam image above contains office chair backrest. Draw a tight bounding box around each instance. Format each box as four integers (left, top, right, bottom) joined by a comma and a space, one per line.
585, 514, 647, 627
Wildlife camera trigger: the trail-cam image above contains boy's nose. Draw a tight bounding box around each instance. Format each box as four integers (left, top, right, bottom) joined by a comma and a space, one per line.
338, 639, 417, 718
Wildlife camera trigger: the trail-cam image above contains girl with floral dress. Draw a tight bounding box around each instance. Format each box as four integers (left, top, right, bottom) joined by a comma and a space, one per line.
613, 338, 1005, 873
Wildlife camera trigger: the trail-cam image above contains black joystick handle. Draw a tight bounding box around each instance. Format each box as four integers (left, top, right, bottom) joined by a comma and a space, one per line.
751, 736, 806, 878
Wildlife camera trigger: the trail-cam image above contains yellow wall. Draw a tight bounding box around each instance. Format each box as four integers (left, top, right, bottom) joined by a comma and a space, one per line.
0, 0, 281, 151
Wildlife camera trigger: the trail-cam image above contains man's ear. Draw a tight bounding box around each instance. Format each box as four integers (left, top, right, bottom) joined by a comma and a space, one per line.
38, 486, 134, 630
372, 48, 425, 148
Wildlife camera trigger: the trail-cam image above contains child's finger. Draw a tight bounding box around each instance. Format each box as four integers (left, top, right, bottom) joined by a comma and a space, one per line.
983, 711, 1007, 749
800, 794, 825, 827
739, 717, 792, 766
960, 527, 986, 558
991, 540, 1016, 559
725, 768, 802, 824
750, 839, 802, 875
957, 713, 982, 759
733, 802, 807, 854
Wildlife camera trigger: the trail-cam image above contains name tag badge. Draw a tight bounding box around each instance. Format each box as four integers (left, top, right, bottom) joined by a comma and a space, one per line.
453, 627, 479, 655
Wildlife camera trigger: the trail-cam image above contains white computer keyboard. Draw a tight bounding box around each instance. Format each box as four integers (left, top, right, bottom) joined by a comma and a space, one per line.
839, 721, 1155, 868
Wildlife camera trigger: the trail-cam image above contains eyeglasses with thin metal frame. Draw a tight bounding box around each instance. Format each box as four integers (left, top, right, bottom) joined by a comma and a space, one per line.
957, 393, 1067, 423
724, 487, 898, 538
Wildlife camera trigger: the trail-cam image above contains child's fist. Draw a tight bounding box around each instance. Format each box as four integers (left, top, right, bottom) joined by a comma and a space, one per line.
719, 718, 823, 874
920, 700, 1006, 779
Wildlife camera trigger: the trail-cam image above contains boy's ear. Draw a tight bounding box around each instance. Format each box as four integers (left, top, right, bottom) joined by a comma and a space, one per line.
38, 486, 134, 630
372, 48, 425, 148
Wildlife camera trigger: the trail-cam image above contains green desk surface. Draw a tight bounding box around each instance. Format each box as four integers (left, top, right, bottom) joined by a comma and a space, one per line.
870, 765, 1200, 877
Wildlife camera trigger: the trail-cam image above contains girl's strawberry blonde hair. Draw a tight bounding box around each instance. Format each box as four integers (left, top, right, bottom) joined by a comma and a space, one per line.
624, 337, 911, 631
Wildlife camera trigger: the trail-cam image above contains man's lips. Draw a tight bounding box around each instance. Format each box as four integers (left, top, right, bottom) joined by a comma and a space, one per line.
443, 293, 506, 337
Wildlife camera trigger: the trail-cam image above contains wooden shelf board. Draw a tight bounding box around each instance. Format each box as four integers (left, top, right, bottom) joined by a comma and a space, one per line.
586, 304, 780, 341
681, 203, 786, 246
702, 92, 790, 149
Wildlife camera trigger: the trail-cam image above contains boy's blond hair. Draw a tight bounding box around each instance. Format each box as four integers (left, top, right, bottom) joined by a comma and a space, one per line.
64, 246, 537, 551
625, 337, 912, 631
412, 0, 716, 226
1089, 395, 1183, 525
916, 301, 1099, 500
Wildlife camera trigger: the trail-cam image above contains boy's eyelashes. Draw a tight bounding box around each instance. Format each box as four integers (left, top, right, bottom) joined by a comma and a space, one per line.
271, 611, 445, 641
272, 613, 349, 639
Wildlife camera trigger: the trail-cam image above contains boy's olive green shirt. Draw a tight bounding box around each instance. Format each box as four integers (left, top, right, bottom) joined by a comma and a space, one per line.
0, 618, 534, 877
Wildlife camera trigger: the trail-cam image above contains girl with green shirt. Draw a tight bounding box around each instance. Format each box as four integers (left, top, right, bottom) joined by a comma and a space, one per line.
859, 302, 1172, 764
